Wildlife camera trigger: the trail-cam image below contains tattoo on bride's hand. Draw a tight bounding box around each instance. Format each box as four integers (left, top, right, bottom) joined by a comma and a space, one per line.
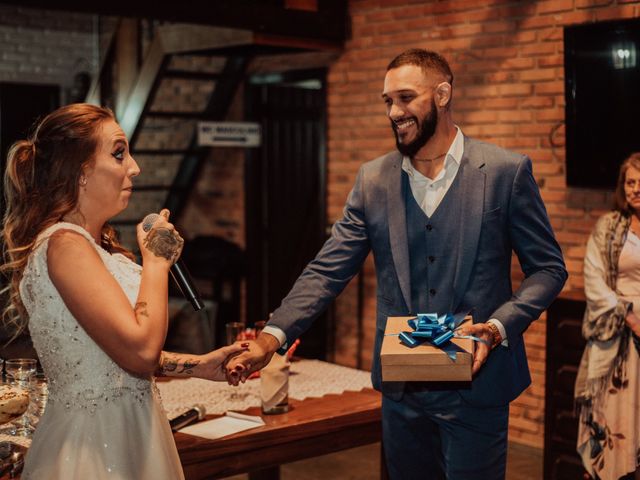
143, 227, 184, 262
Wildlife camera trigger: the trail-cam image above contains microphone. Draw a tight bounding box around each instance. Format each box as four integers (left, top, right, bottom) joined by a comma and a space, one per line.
142, 213, 205, 311
169, 404, 206, 432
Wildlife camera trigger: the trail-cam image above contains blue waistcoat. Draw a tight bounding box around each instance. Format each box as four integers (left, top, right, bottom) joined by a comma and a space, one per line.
404, 170, 462, 315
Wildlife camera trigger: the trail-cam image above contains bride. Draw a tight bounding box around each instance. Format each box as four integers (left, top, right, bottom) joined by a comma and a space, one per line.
1, 103, 246, 479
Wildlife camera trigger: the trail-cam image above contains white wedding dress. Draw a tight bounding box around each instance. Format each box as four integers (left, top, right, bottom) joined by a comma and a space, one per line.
20, 222, 184, 479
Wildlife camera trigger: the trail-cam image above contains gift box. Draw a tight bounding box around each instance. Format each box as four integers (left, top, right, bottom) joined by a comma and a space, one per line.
380, 316, 474, 382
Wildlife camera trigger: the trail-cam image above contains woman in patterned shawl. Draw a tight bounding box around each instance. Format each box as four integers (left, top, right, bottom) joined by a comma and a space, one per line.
576, 152, 640, 480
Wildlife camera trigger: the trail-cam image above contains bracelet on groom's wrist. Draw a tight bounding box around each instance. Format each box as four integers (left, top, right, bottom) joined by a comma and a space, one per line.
487, 322, 502, 349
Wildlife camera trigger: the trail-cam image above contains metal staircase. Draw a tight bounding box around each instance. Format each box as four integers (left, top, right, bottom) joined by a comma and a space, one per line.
86, 19, 341, 249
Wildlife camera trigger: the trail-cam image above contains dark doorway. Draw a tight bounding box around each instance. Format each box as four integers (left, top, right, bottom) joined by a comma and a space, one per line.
0, 82, 58, 356
245, 70, 331, 360
0, 82, 59, 212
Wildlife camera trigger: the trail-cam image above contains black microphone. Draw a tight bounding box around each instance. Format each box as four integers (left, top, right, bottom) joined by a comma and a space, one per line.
142, 213, 205, 311
169, 404, 206, 432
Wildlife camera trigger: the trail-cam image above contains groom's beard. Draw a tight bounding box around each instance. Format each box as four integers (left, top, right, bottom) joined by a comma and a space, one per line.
392, 98, 438, 158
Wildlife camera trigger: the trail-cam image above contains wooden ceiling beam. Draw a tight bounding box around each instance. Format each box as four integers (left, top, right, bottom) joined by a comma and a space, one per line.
0, 0, 348, 43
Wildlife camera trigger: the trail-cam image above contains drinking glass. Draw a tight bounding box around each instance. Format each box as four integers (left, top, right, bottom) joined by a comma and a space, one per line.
28, 372, 48, 426
225, 322, 245, 345
4, 359, 37, 437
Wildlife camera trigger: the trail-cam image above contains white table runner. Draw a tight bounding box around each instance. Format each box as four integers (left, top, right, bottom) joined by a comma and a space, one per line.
157, 359, 373, 418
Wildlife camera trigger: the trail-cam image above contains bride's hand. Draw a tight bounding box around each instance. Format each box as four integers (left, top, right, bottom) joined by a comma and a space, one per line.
136, 209, 184, 268
200, 343, 249, 382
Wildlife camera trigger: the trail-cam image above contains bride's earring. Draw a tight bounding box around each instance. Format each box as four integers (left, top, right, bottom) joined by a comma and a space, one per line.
79, 176, 87, 187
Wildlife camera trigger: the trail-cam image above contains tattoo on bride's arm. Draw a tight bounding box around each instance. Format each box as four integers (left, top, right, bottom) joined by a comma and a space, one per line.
155, 353, 200, 376
177, 359, 200, 375
156, 354, 178, 376
143, 227, 183, 262
134, 301, 149, 318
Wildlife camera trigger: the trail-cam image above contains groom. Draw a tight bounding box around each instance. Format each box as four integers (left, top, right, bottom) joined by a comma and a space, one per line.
228, 49, 567, 479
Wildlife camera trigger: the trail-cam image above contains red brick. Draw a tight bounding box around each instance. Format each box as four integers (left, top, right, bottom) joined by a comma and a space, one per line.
463, 84, 500, 98
544, 175, 567, 188
493, 3, 539, 19
516, 14, 557, 30
556, 9, 597, 25
538, 54, 564, 67
429, 0, 483, 14
461, 110, 499, 124
392, 5, 429, 20
482, 71, 518, 83
436, 9, 489, 26
567, 243, 588, 257
518, 123, 556, 137
482, 20, 517, 34
538, 26, 564, 42
498, 110, 534, 123
556, 231, 592, 244
495, 83, 533, 97
499, 136, 539, 149
594, 4, 638, 20
520, 41, 557, 56
536, 108, 565, 122
502, 57, 537, 70
482, 46, 520, 59
565, 219, 598, 233
464, 34, 507, 49
537, 0, 575, 14
365, 10, 395, 23
541, 189, 567, 203
520, 68, 558, 82
576, 0, 614, 8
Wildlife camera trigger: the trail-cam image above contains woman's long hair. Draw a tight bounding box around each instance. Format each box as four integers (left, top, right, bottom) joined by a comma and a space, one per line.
614, 152, 640, 214
1, 103, 133, 336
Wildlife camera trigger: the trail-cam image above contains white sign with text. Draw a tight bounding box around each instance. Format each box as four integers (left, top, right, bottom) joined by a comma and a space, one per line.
197, 122, 261, 147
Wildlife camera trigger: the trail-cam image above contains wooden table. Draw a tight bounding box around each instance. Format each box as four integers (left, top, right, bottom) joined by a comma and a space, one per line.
174, 388, 382, 480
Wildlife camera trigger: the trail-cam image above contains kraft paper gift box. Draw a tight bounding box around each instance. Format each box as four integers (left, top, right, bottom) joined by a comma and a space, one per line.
380, 316, 474, 382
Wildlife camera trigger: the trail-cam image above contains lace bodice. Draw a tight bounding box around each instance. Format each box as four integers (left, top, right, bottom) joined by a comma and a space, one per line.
20, 223, 154, 414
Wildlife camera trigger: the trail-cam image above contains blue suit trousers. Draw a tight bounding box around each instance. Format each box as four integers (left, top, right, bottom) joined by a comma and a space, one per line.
382, 389, 509, 480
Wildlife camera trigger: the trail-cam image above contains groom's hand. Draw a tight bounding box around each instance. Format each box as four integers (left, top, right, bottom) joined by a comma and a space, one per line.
226, 333, 280, 385
457, 323, 497, 375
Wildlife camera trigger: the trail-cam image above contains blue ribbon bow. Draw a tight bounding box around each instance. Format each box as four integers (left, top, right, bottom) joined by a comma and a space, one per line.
397, 312, 490, 361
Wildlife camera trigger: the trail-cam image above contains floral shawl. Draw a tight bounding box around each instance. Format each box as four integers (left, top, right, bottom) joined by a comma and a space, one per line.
575, 210, 632, 409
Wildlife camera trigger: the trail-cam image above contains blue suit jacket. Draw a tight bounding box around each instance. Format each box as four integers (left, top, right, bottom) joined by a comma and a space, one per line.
269, 136, 567, 406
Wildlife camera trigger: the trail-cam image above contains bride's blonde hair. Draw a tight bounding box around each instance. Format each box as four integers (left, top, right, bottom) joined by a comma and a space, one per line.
1, 103, 134, 336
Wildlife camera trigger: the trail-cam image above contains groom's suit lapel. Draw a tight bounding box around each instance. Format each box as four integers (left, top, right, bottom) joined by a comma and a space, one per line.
386, 152, 412, 312
451, 137, 486, 312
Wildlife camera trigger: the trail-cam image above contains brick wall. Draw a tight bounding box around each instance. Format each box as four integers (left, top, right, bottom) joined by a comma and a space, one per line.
328, 0, 640, 448
0, 5, 97, 103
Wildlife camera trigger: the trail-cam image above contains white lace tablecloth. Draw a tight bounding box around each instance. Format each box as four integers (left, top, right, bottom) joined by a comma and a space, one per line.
0, 360, 372, 447
157, 359, 373, 419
